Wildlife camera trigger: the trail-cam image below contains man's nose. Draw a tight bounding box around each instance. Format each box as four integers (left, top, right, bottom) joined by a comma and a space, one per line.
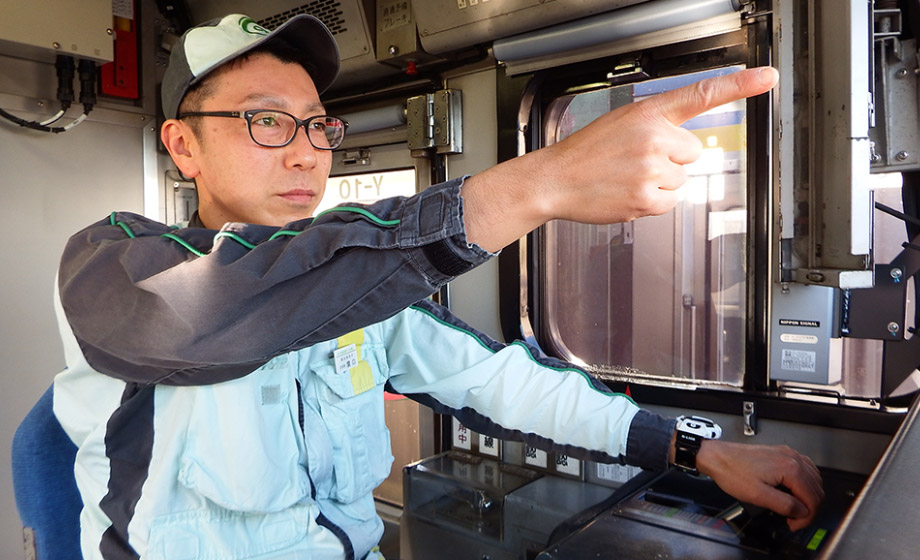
282, 124, 320, 168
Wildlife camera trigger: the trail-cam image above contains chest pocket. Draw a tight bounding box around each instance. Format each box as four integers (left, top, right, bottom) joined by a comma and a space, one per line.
310, 330, 393, 506
177, 356, 309, 513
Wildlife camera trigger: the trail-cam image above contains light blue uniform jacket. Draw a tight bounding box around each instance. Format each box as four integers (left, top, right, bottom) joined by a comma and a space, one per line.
52, 179, 673, 559
55, 298, 669, 560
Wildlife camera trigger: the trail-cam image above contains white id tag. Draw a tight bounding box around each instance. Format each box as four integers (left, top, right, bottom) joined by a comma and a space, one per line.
334, 344, 359, 373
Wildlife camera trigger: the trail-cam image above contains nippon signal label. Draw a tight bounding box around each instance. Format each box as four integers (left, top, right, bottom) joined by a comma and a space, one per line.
779, 319, 821, 328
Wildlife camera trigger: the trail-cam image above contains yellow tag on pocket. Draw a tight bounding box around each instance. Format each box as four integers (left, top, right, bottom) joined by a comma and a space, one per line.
336, 329, 374, 395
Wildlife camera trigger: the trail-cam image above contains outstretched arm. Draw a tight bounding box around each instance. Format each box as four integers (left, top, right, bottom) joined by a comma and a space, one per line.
461, 66, 779, 252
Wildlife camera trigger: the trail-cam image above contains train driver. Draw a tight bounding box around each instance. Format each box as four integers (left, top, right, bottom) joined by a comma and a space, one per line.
52, 13, 823, 560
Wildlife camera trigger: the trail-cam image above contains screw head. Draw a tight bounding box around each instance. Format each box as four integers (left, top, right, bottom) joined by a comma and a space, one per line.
891, 268, 903, 279
806, 271, 826, 283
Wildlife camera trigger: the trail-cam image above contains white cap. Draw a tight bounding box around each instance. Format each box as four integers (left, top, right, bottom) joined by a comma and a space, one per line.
161, 14, 340, 119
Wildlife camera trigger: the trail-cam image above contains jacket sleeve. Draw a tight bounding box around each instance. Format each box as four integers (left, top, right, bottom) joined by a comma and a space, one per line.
381, 300, 675, 472
58, 177, 493, 386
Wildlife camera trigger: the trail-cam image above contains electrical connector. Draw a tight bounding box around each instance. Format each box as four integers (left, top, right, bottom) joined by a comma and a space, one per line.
55, 55, 76, 112
78, 59, 98, 114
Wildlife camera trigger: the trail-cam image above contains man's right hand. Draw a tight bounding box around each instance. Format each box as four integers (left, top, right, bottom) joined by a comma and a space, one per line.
461, 66, 779, 252
697, 439, 825, 532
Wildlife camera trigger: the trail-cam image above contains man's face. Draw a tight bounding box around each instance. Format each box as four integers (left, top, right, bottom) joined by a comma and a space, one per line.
184, 53, 332, 228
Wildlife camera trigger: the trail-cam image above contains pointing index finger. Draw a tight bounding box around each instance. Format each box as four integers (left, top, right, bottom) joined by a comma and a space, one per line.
644, 67, 779, 126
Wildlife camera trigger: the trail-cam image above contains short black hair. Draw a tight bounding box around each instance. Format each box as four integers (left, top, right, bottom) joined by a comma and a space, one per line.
178, 36, 320, 135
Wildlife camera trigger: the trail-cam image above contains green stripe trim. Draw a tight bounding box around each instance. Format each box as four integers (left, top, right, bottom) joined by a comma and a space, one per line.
268, 230, 301, 241
214, 231, 256, 250
409, 304, 493, 353
509, 341, 637, 404
109, 212, 137, 239
161, 233, 207, 257
315, 206, 400, 227
408, 304, 631, 401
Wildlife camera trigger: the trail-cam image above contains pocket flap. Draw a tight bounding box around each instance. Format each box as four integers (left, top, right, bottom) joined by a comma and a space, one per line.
311, 342, 388, 400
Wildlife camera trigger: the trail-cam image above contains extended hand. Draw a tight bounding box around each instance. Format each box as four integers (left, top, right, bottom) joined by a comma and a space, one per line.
696, 440, 825, 532
539, 66, 778, 224
462, 66, 779, 252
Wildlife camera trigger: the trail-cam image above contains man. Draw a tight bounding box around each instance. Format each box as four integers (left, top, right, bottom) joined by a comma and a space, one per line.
53, 13, 823, 560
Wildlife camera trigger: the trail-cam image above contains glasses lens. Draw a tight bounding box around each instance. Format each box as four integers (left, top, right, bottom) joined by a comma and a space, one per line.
248, 112, 346, 149
248, 111, 297, 147
307, 116, 346, 150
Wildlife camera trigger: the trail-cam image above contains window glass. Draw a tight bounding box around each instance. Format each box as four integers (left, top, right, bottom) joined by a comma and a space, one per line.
539, 67, 749, 386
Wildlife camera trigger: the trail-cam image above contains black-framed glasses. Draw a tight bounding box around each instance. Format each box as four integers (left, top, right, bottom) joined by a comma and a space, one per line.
177, 110, 348, 150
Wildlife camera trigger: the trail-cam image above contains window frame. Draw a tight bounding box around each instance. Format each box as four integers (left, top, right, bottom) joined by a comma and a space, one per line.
495, 23, 904, 435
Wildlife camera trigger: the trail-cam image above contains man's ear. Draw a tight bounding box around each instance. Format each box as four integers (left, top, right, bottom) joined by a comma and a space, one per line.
161, 119, 201, 179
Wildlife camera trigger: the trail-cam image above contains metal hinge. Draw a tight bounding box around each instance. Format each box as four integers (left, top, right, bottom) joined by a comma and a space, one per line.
406, 89, 463, 157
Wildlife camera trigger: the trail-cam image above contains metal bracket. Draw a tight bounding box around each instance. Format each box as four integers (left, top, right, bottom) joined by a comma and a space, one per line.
164, 169, 197, 225
871, 37, 920, 171
341, 148, 371, 166
407, 89, 463, 157
874, 8, 902, 42
842, 264, 907, 339
743, 401, 757, 436
880, 230, 920, 399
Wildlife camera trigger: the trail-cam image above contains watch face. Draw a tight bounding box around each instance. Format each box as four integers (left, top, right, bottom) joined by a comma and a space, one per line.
673, 445, 700, 475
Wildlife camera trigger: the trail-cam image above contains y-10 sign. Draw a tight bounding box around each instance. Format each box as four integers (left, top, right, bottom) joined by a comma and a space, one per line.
317, 169, 416, 214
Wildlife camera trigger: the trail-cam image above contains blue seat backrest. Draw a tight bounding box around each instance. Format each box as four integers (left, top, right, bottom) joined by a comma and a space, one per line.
11, 384, 83, 560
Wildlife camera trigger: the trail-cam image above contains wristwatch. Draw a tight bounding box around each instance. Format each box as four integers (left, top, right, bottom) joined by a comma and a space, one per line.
672, 415, 722, 476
